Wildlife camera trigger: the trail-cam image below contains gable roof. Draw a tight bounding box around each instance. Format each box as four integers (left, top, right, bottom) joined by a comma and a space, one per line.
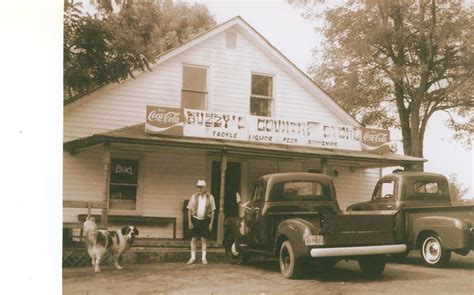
65, 16, 360, 126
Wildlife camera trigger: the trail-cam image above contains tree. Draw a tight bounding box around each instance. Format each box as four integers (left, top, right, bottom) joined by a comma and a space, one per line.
64, 0, 216, 100
290, 0, 473, 170
447, 173, 471, 203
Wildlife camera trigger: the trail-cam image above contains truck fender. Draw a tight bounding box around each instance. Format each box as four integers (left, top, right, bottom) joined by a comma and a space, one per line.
274, 218, 318, 258
224, 217, 242, 242
412, 216, 471, 250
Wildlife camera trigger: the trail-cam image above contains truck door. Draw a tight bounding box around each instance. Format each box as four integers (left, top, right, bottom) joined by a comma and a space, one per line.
240, 181, 266, 248
370, 179, 396, 210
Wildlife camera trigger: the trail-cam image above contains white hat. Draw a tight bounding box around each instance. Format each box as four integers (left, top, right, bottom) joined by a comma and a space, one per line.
196, 180, 206, 187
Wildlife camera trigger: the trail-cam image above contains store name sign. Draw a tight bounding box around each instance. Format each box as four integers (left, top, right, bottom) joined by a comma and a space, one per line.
145, 106, 390, 152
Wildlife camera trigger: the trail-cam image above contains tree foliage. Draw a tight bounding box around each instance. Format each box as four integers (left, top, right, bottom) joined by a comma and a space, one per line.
64, 0, 216, 100
447, 173, 471, 203
290, 0, 473, 169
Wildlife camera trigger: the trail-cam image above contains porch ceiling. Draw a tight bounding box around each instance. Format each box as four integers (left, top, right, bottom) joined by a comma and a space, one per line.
64, 123, 425, 167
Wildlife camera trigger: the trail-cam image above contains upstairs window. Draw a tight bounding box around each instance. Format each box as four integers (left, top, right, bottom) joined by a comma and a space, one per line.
251, 74, 273, 117
182, 65, 207, 110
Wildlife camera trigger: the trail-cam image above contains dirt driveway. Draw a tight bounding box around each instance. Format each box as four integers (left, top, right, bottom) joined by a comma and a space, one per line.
63, 252, 474, 294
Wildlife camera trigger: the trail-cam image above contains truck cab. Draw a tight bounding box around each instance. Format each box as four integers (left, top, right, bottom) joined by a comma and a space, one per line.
347, 172, 452, 211
224, 173, 407, 279
236, 173, 340, 250
347, 172, 473, 267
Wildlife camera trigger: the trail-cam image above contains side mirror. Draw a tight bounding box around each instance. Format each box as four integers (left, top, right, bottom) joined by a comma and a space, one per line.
236, 192, 242, 204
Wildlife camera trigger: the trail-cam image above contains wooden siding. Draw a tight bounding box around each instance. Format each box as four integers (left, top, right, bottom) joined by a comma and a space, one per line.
141, 150, 206, 238
63, 148, 104, 222
64, 29, 346, 141
331, 166, 380, 212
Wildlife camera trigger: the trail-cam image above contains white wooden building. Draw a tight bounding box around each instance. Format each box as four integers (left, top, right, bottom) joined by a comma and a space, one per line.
63, 17, 423, 242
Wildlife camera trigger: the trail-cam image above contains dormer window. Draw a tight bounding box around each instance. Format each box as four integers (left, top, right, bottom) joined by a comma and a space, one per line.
250, 74, 273, 117
182, 65, 208, 110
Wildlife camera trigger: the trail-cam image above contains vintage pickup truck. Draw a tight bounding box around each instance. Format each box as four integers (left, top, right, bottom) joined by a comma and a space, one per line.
223, 172, 407, 279
347, 172, 474, 267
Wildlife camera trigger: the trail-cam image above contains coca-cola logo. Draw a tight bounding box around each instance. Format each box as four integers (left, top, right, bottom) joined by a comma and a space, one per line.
363, 132, 388, 143
148, 110, 181, 123
362, 128, 390, 146
146, 106, 184, 136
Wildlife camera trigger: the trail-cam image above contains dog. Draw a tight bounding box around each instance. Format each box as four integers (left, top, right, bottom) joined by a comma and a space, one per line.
83, 217, 139, 272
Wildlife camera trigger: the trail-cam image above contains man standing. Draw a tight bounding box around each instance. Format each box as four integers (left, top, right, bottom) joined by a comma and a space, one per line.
187, 180, 216, 264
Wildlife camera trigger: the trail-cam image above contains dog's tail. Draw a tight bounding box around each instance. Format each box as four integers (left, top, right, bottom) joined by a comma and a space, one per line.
83, 216, 99, 245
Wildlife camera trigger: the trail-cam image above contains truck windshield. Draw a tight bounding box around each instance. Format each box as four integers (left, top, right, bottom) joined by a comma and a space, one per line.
270, 180, 326, 200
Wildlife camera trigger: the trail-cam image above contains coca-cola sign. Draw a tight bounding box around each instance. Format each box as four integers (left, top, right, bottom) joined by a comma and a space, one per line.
361, 127, 391, 153
145, 106, 184, 136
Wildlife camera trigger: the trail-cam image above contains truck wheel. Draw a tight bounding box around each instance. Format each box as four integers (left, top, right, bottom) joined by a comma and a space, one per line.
279, 241, 303, 279
224, 237, 249, 265
421, 235, 451, 267
358, 255, 385, 279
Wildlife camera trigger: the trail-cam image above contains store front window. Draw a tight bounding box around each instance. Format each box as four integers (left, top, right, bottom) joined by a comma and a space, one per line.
109, 159, 139, 211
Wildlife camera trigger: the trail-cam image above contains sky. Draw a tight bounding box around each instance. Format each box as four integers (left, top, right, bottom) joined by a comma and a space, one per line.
181, 0, 473, 195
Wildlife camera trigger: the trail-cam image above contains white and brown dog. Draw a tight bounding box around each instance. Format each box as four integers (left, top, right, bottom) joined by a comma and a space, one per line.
83, 217, 139, 272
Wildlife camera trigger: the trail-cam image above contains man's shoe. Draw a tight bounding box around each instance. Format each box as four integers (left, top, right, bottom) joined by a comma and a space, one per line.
202, 259, 208, 265
187, 258, 196, 264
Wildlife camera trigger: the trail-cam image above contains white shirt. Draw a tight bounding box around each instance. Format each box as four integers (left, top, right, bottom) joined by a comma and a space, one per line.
196, 195, 207, 219
187, 193, 216, 220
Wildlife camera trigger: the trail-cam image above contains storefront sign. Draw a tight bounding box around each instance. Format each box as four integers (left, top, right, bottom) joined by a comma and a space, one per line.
109, 159, 138, 210
145, 106, 390, 152
110, 159, 139, 184
145, 106, 184, 136
361, 128, 391, 153
246, 116, 361, 150
184, 109, 247, 140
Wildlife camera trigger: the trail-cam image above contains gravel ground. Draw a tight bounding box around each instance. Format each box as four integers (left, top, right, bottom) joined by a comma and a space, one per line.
63, 251, 474, 295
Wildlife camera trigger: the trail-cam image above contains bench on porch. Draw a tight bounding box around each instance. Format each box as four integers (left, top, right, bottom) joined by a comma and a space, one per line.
63, 201, 108, 240
63, 201, 177, 240
77, 214, 177, 239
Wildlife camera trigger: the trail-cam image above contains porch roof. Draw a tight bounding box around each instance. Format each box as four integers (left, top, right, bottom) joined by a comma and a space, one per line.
63, 123, 425, 167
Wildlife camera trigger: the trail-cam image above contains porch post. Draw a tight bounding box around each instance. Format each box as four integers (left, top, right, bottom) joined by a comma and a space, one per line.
321, 158, 329, 175
217, 151, 227, 243
102, 142, 111, 228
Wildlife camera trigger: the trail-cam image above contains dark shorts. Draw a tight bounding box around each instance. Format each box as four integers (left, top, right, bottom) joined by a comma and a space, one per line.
190, 217, 210, 238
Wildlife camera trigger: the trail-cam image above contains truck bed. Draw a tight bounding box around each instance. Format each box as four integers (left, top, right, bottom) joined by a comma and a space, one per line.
401, 205, 474, 246
321, 211, 398, 247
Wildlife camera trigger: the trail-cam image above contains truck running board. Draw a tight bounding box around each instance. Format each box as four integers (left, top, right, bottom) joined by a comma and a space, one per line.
310, 244, 407, 257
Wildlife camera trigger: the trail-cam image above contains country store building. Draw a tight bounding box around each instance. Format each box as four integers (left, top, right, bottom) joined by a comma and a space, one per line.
63, 17, 423, 243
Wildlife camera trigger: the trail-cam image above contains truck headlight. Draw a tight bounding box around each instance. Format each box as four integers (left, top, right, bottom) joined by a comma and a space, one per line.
304, 235, 324, 246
